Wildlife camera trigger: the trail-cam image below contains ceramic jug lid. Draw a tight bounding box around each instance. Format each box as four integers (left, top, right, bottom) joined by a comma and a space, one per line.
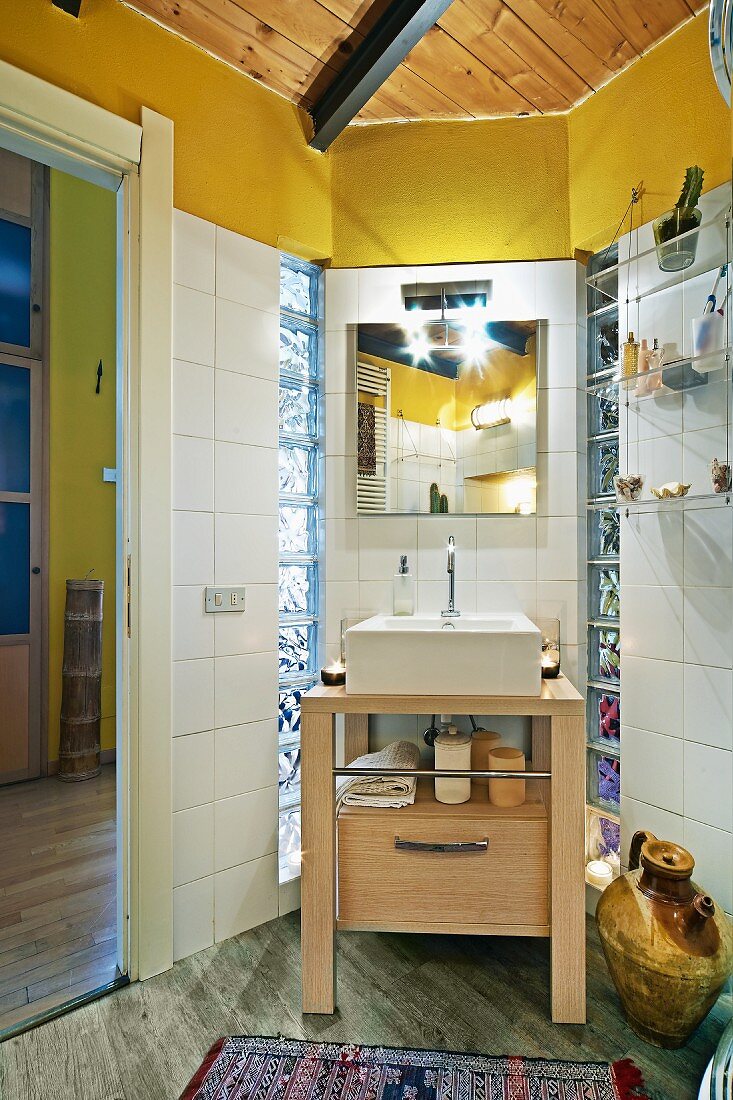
641, 839, 694, 880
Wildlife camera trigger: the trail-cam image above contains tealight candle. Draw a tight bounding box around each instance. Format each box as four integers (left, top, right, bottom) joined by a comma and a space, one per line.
585, 859, 613, 889
541, 650, 561, 678
320, 660, 346, 686
537, 616, 561, 679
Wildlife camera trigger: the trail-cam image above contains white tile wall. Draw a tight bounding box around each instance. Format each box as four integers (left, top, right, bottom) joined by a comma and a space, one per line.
173, 512, 214, 586
173, 877, 214, 962
171, 211, 282, 961
214, 855, 279, 943
683, 818, 733, 914
622, 725, 683, 814
618, 183, 733, 903
173, 731, 215, 811
622, 656, 683, 739
172, 360, 214, 439
622, 584, 684, 662
683, 664, 733, 751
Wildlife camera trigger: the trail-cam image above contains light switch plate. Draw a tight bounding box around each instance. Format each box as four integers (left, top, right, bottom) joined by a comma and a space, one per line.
205, 586, 246, 613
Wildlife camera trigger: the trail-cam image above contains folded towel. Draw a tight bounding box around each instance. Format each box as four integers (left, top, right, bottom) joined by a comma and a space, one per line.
337, 740, 420, 810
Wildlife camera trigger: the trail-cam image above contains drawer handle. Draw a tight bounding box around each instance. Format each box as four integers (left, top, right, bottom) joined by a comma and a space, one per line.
394, 836, 489, 853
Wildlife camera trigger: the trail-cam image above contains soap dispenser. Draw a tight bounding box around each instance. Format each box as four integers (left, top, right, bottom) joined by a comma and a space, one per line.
393, 555, 415, 616
434, 723, 472, 804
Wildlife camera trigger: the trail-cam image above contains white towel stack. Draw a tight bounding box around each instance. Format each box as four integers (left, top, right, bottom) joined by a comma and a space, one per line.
336, 740, 420, 810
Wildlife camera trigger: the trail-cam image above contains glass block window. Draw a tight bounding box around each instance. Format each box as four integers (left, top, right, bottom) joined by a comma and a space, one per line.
587, 746, 621, 813
278, 253, 322, 876
588, 437, 619, 500
589, 563, 620, 622
588, 508, 620, 560
589, 624, 621, 684
588, 382, 619, 439
586, 245, 621, 885
278, 807, 301, 880
586, 805, 621, 875
279, 503, 317, 556
586, 685, 620, 750
278, 564, 317, 618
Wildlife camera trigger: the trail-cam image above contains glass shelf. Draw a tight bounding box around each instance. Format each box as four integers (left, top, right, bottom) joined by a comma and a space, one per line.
587, 300, 620, 322
586, 208, 730, 305
588, 616, 620, 630
587, 736, 621, 757
588, 491, 732, 513
587, 348, 730, 397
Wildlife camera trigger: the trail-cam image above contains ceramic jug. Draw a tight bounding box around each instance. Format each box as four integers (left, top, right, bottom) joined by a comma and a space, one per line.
596, 831, 733, 1049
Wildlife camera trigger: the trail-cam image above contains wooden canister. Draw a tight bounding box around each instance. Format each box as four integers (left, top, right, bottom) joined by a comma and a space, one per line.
471, 730, 502, 788
434, 726, 472, 805
488, 746, 525, 808
58, 579, 104, 782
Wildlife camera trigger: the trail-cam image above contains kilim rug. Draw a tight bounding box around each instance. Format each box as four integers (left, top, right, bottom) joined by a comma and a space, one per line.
180, 1036, 649, 1100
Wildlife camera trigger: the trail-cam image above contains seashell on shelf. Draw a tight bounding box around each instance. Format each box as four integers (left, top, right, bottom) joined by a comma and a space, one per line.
710, 457, 732, 494
650, 481, 691, 499
614, 474, 644, 502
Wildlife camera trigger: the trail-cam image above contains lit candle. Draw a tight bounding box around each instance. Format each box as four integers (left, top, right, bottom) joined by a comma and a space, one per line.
586, 859, 613, 889
320, 660, 346, 686
541, 649, 561, 679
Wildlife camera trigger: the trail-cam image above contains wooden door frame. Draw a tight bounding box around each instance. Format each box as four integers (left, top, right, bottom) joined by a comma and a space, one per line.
0, 60, 174, 982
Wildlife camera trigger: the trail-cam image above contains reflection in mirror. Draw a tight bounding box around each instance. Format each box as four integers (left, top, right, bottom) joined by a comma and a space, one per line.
355, 316, 537, 515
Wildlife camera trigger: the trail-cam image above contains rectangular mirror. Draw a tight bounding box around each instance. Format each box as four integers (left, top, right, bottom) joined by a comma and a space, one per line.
355, 317, 538, 515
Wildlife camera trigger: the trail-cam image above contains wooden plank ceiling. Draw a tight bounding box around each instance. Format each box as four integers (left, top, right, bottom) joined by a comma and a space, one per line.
123, 0, 708, 123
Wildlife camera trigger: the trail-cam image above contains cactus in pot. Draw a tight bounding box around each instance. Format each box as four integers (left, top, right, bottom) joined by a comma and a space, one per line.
653, 166, 704, 272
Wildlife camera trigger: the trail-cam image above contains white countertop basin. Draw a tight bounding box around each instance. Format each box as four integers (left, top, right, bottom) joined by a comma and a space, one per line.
345, 612, 542, 696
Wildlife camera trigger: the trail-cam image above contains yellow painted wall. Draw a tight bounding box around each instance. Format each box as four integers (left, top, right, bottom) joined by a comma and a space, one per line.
330, 14, 727, 267
569, 16, 730, 256
331, 116, 570, 267
0, 0, 331, 256
2, 3, 726, 269
48, 170, 117, 762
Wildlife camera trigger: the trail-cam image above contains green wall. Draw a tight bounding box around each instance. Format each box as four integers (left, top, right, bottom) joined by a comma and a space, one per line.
48, 170, 117, 763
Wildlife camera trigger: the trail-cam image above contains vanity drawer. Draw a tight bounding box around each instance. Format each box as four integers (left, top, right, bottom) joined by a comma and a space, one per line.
337, 782, 548, 930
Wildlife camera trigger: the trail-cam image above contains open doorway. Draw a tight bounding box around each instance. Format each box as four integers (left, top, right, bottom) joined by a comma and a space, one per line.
0, 148, 125, 1032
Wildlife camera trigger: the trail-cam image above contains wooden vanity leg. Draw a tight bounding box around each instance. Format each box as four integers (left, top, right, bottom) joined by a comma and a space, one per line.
546, 713, 586, 1023
344, 712, 368, 764
301, 709, 337, 1014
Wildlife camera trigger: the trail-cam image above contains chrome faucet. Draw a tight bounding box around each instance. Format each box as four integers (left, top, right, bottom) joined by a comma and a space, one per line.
442, 536, 460, 618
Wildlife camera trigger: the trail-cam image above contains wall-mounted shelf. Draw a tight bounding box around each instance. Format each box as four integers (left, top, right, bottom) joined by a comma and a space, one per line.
587, 349, 730, 397
587, 491, 731, 512
586, 208, 730, 305
587, 616, 620, 630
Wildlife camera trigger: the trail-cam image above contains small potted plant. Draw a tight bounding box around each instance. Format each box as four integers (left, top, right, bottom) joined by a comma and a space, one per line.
653, 166, 704, 272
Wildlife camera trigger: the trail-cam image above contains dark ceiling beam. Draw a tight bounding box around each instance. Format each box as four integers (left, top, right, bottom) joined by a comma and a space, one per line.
308, 0, 455, 152
52, 0, 83, 15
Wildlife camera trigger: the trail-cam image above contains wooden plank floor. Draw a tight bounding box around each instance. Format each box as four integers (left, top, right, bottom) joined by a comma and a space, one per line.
0, 911, 727, 1099
0, 766, 118, 1034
